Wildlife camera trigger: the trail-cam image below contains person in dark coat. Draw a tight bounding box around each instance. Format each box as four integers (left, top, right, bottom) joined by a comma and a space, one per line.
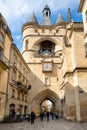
50, 112, 54, 120
30, 111, 35, 124
40, 111, 44, 121
46, 111, 50, 121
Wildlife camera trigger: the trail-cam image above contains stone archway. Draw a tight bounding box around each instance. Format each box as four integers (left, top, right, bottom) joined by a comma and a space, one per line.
40, 98, 55, 112
30, 89, 62, 116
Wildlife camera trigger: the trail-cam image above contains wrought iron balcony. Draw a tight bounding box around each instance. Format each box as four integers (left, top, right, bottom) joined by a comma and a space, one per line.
0, 52, 9, 69
11, 80, 31, 93
16, 81, 29, 93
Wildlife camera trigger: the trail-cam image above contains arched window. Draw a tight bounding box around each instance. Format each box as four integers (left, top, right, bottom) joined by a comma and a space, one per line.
25, 39, 28, 50
9, 104, 15, 114
39, 40, 55, 56
45, 77, 50, 86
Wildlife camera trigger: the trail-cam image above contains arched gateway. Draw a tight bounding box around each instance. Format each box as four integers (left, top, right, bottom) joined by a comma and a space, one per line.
30, 89, 61, 116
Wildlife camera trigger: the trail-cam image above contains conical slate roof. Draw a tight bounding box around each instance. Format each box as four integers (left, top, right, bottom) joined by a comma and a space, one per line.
41, 18, 52, 25
56, 14, 65, 23
29, 12, 38, 23
41, 4, 52, 25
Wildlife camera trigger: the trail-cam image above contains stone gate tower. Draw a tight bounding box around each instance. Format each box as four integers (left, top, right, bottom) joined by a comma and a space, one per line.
22, 5, 87, 122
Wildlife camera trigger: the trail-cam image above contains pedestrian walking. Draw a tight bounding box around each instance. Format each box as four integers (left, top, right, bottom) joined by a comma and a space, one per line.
46, 111, 50, 121
50, 112, 54, 120
55, 111, 59, 119
40, 111, 44, 121
30, 111, 35, 124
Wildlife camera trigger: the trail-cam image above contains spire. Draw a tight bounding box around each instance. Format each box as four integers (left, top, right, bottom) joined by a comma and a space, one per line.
42, 5, 51, 15
68, 8, 72, 23
29, 12, 38, 23
41, 5, 52, 25
56, 14, 65, 24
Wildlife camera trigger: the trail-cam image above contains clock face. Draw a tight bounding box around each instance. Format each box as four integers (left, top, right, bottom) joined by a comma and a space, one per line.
43, 63, 52, 71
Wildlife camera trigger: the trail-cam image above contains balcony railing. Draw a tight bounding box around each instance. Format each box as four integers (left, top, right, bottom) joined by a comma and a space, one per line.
17, 81, 30, 93
12, 80, 31, 93
0, 52, 9, 69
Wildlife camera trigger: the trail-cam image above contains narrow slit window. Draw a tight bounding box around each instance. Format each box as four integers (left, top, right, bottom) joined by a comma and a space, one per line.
25, 39, 28, 50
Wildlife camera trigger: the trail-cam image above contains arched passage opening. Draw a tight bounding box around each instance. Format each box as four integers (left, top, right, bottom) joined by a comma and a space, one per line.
30, 89, 62, 116
40, 98, 55, 112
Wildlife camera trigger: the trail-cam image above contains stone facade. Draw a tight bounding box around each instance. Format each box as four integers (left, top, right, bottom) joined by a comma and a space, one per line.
78, 0, 87, 56
22, 5, 87, 122
6, 43, 30, 116
0, 13, 13, 120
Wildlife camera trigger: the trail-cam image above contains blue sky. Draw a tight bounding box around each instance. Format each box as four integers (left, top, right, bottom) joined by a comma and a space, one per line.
0, 0, 82, 52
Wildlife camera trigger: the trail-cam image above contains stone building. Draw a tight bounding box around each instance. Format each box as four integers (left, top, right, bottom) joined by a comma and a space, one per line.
0, 13, 13, 120
22, 5, 87, 121
78, 0, 87, 57
6, 43, 30, 116
0, 14, 30, 120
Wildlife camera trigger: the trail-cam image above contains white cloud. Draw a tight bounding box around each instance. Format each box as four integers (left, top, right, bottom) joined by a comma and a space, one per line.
16, 35, 21, 40
0, 0, 80, 21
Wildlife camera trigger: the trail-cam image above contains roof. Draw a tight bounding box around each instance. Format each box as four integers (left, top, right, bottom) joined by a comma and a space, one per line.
41, 17, 52, 25
29, 12, 38, 23
56, 14, 65, 23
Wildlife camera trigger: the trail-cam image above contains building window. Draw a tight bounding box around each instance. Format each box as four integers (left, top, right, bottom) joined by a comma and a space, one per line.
22, 94, 24, 101
25, 96, 27, 102
25, 39, 28, 50
42, 29, 45, 33
39, 40, 55, 56
19, 61, 22, 72
35, 29, 37, 33
18, 91, 21, 100
85, 10, 87, 22
49, 29, 52, 32
12, 70, 17, 81
46, 11, 48, 16
14, 55, 17, 65
0, 33, 4, 43
56, 30, 58, 33
12, 89, 15, 98
45, 77, 50, 86
85, 42, 87, 57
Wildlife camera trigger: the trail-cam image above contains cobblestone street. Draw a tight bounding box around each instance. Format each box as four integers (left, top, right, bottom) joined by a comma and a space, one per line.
0, 118, 87, 130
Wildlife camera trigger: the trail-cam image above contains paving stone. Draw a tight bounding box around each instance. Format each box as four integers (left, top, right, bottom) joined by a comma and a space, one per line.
0, 118, 87, 130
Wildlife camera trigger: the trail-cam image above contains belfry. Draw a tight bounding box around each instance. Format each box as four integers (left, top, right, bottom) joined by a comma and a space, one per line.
22, 5, 87, 121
